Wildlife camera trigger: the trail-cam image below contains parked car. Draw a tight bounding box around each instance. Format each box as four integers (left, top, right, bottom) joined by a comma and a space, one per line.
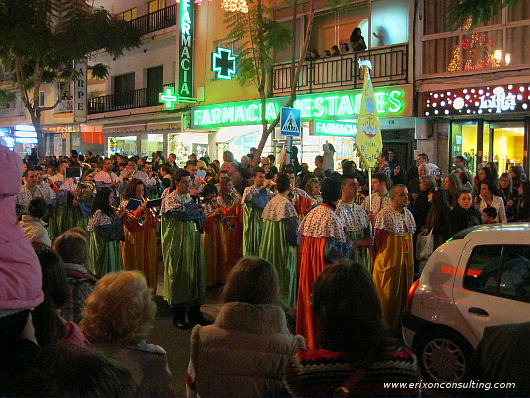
402, 223, 530, 382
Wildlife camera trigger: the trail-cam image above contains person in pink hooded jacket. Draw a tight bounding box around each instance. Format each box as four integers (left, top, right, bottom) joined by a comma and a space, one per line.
0, 142, 44, 395
0, 143, 43, 312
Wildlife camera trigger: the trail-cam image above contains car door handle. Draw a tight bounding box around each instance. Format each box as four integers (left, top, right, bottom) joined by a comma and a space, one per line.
468, 307, 489, 317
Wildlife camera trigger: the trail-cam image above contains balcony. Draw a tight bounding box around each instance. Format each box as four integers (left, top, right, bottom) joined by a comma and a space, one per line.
129, 5, 176, 36
272, 44, 409, 95
88, 83, 174, 114
54, 99, 73, 113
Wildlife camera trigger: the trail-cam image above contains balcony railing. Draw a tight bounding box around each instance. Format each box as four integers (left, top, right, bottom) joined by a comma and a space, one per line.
272, 43, 409, 95
129, 5, 177, 36
88, 83, 175, 114
54, 99, 73, 113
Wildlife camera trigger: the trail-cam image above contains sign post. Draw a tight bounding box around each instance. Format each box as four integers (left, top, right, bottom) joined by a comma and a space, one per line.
280, 107, 301, 165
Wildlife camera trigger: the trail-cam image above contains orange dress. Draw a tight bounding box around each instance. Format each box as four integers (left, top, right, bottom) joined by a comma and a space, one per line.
121, 205, 159, 290
216, 203, 243, 284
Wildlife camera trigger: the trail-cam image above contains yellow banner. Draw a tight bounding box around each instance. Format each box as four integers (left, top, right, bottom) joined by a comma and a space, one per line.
354, 64, 383, 168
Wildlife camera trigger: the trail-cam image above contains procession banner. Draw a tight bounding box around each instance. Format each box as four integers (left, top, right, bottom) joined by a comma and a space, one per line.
354, 60, 383, 168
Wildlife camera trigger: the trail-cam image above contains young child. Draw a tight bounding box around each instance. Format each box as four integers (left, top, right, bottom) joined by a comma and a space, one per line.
481, 206, 498, 224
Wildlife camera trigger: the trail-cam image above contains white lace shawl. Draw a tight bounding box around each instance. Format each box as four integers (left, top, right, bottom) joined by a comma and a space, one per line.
299, 204, 347, 242
374, 206, 416, 236
262, 194, 298, 221
87, 209, 113, 231
336, 201, 369, 232
160, 190, 193, 214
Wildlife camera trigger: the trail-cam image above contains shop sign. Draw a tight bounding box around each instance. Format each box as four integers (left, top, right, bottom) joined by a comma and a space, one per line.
309, 120, 357, 136
178, 0, 194, 102
191, 84, 412, 128
74, 58, 87, 123
211, 47, 237, 80
423, 84, 530, 117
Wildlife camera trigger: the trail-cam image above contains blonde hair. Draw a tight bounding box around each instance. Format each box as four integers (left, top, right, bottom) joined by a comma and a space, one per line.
80, 271, 156, 345
222, 257, 279, 305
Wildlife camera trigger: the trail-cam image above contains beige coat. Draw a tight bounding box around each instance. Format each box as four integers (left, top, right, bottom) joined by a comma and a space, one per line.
94, 342, 175, 397
187, 302, 306, 398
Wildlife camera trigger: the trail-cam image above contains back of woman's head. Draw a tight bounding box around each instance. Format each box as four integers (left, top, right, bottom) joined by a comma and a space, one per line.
31, 243, 69, 347
32, 242, 69, 308
92, 188, 112, 216
53, 232, 88, 265
80, 271, 156, 345
312, 262, 388, 360
14, 345, 135, 398
222, 257, 279, 305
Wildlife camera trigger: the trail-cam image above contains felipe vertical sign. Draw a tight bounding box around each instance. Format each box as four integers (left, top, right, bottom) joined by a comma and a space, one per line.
74, 59, 87, 123
354, 61, 383, 167
178, 0, 194, 102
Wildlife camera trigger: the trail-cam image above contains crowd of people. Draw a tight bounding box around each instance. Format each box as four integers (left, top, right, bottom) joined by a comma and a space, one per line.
2, 139, 530, 397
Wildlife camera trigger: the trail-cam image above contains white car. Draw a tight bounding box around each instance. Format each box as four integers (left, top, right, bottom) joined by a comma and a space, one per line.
402, 224, 530, 382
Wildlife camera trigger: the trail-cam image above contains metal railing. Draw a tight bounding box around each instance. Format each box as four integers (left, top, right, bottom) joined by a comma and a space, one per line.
129, 5, 177, 36
88, 83, 175, 114
272, 43, 408, 95
54, 99, 73, 113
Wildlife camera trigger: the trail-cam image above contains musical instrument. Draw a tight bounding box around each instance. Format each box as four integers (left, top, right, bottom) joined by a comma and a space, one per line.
112, 205, 145, 227
75, 162, 95, 201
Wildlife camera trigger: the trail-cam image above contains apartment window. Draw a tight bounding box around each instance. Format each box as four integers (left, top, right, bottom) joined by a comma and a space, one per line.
422, 0, 530, 75
117, 7, 138, 21
148, 0, 166, 13
38, 91, 45, 107
113, 73, 135, 106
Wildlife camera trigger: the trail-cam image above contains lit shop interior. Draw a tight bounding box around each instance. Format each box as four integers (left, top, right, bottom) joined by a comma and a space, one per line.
450, 122, 525, 175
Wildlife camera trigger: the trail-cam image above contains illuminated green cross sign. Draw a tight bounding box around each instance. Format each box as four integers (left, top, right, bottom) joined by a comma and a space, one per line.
159, 87, 179, 110
212, 47, 236, 80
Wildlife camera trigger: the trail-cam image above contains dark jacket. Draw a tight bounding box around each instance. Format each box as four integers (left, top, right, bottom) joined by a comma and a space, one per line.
445, 205, 481, 239
467, 322, 530, 397
410, 190, 431, 232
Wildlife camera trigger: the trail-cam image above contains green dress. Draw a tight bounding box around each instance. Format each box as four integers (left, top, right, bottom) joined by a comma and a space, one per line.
160, 192, 205, 306
259, 219, 298, 309
258, 194, 299, 310
50, 205, 88, 240
242, 203, 264, 257
87, 210, 124, 278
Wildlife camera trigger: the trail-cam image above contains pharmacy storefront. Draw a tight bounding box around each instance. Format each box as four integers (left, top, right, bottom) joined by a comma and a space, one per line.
192, 84, 416, 169
422, 83, 530, 175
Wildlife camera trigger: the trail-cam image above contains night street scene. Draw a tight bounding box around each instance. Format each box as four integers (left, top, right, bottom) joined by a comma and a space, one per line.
1, 0, 530, 397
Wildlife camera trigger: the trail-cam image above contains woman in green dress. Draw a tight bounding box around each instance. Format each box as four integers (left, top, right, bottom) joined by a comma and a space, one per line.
259, 173, 300, 311
160, 169, 207, 330
87, 187, 125, 277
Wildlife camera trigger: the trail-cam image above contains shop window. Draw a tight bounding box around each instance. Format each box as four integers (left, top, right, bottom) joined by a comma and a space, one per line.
168, 133, 208, 166
140, 134, 164, 158
451, 123, 478, 175
492, 127, 525, 174
148, 0, 165, 13
117, 8, 138, 21
108, 136, 137, 156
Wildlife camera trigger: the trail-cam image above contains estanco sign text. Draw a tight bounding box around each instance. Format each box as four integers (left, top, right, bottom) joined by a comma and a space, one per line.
191, 84, 413, 128
178, 0, 194, 101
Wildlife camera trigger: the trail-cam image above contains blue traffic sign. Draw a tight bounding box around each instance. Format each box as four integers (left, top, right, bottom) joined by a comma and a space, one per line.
280, 107, 301, 137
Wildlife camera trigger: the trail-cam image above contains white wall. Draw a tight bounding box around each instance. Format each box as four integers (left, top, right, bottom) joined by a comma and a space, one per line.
90, 35, 176, 93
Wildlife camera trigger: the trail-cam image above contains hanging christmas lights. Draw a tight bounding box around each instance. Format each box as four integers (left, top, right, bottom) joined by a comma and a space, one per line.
221, 0, 248, 13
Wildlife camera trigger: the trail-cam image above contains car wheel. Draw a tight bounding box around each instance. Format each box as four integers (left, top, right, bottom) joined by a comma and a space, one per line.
416, 330, 473, 383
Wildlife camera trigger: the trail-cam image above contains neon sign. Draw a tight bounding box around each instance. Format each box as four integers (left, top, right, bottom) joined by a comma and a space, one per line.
212, 47, 237, 80
191, 84, 412, 128
159, 87, 179, 110
424, 84, 530, 116
310, 120, 357, 136
178, 0, 194, 102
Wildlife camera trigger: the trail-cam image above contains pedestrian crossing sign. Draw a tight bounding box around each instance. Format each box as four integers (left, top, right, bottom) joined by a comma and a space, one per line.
280, 107, 301, 136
